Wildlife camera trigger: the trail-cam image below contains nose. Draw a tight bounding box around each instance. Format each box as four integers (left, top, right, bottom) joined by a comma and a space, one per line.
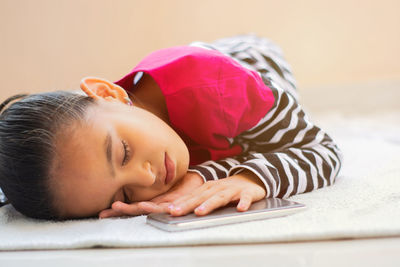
142, 161, 157, 186
123, 160, 157, 187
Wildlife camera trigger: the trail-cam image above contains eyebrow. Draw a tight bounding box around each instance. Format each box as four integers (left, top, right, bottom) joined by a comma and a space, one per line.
104, 131, 116, 179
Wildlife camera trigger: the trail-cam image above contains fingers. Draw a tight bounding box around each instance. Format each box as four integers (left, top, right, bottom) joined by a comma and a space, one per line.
193, 189, 255, 215
137, 201, 170, 213
150, 172, 205, 204
112, 201, 166, 215
168, 182, 239, 216
167, 178, 265, 217
100, 175, 266, 219
150, 191, 180, 204
167, 183, 214, 216
98, 208, 125, 219
99, 201, 168, 219
236, 190, 253, 212
193, 190, 235, 216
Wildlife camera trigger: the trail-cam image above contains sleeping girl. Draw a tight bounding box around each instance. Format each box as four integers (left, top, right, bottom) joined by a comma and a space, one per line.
0, 35, 342, 220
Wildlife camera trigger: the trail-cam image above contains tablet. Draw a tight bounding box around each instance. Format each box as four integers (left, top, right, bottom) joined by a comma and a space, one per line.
146, 198, 306, 232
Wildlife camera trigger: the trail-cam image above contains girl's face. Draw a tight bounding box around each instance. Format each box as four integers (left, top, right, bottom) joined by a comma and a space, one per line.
51, 99, 190, 218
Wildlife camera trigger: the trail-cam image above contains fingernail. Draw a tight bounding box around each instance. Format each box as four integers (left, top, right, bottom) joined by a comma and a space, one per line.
173, 206, 181, 212
168, 204, 174, 211
195, 205, 205, 212
238, 203, 247, 210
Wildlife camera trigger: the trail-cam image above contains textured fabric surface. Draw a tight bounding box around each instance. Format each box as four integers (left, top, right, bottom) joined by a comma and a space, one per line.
0, 112, 399, 250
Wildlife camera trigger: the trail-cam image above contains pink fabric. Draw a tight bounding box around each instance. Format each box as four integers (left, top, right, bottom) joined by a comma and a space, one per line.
115, 46, 275, 165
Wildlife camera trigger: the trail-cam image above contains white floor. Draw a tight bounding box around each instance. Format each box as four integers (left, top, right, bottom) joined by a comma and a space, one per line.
1, 237, 400, 267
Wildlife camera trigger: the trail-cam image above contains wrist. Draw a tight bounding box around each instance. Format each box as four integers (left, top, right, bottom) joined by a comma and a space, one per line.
187, 170, 205, 182
185, 171, 205, 186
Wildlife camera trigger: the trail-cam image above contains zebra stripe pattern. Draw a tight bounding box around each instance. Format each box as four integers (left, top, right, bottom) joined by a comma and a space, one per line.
188, 34, 342, 198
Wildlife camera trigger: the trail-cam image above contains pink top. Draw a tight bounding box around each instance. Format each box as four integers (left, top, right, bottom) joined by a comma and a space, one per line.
114, 46, 275, 165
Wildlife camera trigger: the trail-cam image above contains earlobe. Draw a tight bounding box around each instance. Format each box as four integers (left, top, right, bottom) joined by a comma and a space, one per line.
80, 77, 133, 106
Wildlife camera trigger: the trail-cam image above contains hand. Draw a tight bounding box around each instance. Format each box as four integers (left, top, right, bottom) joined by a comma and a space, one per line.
98, 171, 204, 218
168, 170, 267, 216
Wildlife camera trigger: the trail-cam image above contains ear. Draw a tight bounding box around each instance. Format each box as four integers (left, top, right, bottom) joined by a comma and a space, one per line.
80, 77, 133, 106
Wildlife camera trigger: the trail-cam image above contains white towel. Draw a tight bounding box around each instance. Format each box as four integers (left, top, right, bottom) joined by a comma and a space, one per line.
1, 112, 399, 250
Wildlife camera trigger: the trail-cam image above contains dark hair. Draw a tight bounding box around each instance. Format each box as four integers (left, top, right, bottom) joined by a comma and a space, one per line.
0, 91, 95, 220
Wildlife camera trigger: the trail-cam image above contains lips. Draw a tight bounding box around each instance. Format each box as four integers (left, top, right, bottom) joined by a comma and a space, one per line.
164, 152, 175, 185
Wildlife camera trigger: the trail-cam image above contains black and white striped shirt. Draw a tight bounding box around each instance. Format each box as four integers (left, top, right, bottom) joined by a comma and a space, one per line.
187, 35, 342, 198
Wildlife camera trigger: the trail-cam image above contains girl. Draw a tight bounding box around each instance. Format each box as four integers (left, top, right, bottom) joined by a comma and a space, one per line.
0, 35, 342, 220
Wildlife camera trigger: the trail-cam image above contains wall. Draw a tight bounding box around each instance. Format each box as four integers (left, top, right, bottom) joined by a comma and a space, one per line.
1, 0, 399, 100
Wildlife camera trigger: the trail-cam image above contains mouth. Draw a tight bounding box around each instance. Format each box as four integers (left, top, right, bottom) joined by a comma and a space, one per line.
164, 152, 175, 185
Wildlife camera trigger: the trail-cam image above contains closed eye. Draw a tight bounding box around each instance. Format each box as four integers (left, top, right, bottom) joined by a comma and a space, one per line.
121, 139, 131, 166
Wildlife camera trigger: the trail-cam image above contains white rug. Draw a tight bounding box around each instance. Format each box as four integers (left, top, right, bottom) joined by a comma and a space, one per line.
1, 112, 399, 250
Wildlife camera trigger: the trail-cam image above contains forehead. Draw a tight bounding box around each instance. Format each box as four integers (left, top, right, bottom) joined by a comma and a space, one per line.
52, 100, 129, 181
49, 113, 112, 217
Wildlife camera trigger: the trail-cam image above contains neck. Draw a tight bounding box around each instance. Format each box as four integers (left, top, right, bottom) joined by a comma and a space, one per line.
129, 73, 170, 125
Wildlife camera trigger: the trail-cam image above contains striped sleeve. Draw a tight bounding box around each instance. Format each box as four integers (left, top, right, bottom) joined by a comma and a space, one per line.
187, 35, 343, 198
188, 83, 342, 197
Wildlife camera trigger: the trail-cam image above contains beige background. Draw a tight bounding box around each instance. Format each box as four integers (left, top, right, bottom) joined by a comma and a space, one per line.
1, 0, 399, 100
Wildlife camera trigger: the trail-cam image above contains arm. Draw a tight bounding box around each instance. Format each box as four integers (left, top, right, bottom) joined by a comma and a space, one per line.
187, 36, 342, 200
101, 84, 342, 218
101, 37, 342, 218
187, 84, 342, 199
